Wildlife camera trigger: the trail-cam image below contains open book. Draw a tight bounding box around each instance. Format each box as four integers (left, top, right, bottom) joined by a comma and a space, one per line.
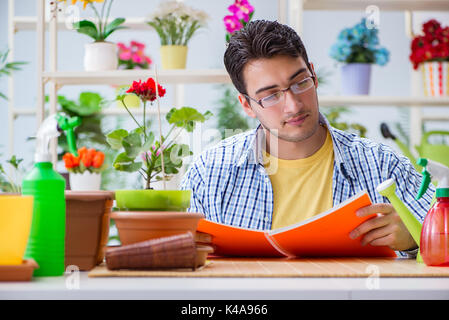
197, 191, 397, 258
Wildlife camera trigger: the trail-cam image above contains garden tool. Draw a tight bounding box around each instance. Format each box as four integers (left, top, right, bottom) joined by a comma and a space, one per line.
376, 158, 449, 265
380, 123, 449, 170
22, 112, 81, 276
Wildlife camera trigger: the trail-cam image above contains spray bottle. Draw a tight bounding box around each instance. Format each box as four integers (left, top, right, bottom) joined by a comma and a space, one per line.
22, 113, 80, 276
415, 158, 449, 267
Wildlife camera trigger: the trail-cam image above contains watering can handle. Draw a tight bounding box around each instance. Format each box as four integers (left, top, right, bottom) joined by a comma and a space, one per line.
421, 130, 449, 143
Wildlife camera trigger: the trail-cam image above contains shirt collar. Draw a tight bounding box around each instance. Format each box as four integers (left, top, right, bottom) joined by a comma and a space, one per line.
237, 113, 355, 180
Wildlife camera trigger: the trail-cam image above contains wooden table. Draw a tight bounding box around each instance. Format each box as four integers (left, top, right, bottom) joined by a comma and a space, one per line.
1, 258, 449, 300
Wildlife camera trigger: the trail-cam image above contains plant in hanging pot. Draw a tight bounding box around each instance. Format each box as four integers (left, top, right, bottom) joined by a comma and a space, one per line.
330, 17, 389, 95
106, 76, 212, 245
410, 19, 449, 97
59, 0, 126, 71
63, 146, 106, 190
146, 0, 209, 70
114, 40, 153, 108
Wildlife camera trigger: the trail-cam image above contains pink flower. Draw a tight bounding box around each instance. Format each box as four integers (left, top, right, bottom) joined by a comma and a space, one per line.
130, 40, 145, 50
224, 15, 243, 34
119, 50, 132, 60
228, 0, 254, 22
131, 53, 143, 63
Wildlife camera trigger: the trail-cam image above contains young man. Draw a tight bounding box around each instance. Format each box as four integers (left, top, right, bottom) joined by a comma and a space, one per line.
180, 20, 433, 257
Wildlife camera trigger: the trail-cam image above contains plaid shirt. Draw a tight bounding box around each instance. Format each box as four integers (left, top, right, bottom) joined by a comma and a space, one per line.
180, 113, 434, 257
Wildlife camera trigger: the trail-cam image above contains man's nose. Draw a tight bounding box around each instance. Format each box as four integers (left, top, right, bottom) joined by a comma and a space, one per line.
282, 90, 303, 113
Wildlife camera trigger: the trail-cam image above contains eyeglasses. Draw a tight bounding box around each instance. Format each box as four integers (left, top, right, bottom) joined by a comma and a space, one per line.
244, 75, 315, 109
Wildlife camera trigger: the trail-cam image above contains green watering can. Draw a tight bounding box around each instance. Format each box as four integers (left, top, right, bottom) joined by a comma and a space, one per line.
380, 123, 449, 171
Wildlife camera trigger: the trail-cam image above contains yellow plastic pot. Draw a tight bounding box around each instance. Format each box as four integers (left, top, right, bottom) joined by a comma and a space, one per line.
160, 45, 188, 70
0, 195, 34, 265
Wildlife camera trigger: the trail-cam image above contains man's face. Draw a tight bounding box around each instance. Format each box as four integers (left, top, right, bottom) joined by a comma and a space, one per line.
239, 55, 320, 143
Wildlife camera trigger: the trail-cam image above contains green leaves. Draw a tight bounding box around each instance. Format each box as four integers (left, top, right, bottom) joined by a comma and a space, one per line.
73, 18, 126, 42
166, 107, 213, 132
103, 18, 126, 41
74, 20, 99, 41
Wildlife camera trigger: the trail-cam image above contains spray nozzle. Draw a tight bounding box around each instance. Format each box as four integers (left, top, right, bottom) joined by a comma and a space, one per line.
416, 157, 449, 200
56, 114, 81, 156
416, 158, 431, 200
35, 113, 81, 163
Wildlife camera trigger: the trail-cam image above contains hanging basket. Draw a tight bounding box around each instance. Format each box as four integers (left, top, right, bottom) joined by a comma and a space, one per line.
160, 45, 188, 70
421, 61, 449, 97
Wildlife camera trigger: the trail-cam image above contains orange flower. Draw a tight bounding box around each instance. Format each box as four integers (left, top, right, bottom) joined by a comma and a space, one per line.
80, 148, 96, 167
92, 151, 105, 168
63, 152, 80, 169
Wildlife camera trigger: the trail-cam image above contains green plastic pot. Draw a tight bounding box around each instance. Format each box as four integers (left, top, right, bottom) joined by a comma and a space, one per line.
115, 189, 191, 211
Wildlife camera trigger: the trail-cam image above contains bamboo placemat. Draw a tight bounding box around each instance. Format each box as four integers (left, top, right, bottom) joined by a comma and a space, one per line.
88, 257, 449, 278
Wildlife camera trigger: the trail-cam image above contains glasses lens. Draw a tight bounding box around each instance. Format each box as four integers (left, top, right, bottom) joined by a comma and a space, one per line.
291, 78, 314, 94
261, 91, 282, 108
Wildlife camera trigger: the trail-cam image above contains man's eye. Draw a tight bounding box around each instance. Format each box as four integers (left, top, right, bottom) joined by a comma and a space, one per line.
263, 92, 282, 102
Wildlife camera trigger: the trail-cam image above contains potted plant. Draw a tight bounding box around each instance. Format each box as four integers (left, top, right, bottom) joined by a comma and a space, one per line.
410, 19, 449, 97
223, 0, 255, 42
330, 17, 389, 95
146, 0, 209, 69
63, 146, 106, 191
59, 0, 126, 71
115, 40, 153, 108
106, 76, 211, 245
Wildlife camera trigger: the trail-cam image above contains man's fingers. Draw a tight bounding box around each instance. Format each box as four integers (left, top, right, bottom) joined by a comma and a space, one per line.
349, 214, 390, 239
360, 225, 392, 246
367, 234, 395, 248
356, 203, 394, 217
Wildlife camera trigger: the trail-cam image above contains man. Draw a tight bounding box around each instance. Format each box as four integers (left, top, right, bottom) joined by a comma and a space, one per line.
180, 20, 433, 257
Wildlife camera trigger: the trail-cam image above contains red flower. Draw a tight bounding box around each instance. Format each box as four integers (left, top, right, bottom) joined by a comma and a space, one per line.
422, 19, 441, 36
410, 19, 449, 69
126, 77, 166, 102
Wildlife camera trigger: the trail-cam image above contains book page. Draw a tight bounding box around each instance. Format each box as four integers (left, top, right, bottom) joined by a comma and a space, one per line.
267, 192, 397, 257
197, 220, 283, 257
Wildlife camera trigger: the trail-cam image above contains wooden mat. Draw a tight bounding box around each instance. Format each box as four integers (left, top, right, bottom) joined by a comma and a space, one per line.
88, 257, 449, 278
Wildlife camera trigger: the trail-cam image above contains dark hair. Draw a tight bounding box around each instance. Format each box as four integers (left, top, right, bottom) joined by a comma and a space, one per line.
224, 20, 312, 95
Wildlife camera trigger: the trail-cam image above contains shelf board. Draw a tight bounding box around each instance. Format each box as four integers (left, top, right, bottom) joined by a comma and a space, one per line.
42, 69, 231, 86
318, 95, 449, 107
12, 107, 170, 117
13, 16, 151, 32
302, 0, 449, 11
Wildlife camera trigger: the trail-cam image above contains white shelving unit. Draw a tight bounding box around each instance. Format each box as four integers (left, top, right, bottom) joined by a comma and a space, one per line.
290, 0, 449, 150
6, 0, 449, 164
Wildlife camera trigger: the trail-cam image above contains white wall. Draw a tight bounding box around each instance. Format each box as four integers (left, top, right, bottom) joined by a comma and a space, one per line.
1, 0, 448, 188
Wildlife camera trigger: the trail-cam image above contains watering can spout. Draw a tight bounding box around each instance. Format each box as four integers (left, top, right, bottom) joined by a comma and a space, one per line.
376, 179, 423, 263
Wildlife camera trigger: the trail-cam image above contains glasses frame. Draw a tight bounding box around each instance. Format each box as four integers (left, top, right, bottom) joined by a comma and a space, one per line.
243, 75, 316, 109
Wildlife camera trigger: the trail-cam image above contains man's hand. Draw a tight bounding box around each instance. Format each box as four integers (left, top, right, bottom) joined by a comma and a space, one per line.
349, 203, 418, 251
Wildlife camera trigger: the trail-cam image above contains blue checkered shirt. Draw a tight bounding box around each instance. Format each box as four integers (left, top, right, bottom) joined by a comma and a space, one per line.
180, 114, 434, 257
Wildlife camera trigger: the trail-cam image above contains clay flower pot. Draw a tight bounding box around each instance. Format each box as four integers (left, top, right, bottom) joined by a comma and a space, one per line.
111, 211, 204, 245
65, 190, 115, 270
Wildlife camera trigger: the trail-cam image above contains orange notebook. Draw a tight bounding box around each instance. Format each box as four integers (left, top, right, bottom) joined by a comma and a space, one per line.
197, 191, 397, 258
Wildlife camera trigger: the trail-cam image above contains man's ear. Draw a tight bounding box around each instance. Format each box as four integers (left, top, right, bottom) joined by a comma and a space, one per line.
238, 93, 257, 119
310, 62, 318, 89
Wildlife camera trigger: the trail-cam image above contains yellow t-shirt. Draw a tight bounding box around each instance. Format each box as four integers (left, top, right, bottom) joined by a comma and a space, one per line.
263, 129, 334, 230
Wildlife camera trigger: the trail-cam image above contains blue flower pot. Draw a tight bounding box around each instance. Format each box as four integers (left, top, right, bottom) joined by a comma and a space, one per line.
340, 63, 372, 95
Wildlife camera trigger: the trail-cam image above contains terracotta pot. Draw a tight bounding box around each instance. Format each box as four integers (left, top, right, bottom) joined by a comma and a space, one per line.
65, 190, 115, 270
111, 211, 204, 245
